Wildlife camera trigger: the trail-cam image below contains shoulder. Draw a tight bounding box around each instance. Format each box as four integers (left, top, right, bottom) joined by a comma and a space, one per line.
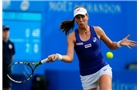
92, 26, 106, 39
67, 31, 76, 43
93, 26, 104, 32
68, 31, 75, 39
93, 26, 105, 35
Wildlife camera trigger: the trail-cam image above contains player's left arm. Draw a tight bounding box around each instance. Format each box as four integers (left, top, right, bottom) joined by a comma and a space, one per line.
94, 26, 136, 50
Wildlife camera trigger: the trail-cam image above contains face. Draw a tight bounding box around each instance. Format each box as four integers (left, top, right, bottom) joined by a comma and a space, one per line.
3, 30, 10, 40
74, 14, 88, 29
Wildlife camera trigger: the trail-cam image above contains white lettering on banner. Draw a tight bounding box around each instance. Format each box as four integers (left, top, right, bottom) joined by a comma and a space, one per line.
48, 1, 121, 14
112, 80, 137, 90
49, 1, 72, 12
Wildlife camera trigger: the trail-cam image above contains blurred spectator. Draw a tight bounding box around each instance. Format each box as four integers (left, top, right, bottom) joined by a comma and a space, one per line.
3, 25, 15, 90
126, 62, 137, 70
31, 75, 49, 90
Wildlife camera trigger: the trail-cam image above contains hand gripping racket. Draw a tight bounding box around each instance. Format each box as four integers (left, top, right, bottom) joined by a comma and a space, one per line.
7, 58, 48, 83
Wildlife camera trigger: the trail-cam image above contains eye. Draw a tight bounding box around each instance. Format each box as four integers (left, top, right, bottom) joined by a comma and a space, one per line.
75, 16, 80, 19
81, 15, 85, 18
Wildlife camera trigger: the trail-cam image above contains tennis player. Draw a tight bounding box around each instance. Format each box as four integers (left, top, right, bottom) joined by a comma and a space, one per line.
47, 6, 136, 90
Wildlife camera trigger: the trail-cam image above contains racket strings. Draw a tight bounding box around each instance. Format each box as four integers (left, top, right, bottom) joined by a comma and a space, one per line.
7, 63, 33, 83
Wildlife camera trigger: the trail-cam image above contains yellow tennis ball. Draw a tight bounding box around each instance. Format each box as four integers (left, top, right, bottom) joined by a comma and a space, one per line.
106, 52, 113, 59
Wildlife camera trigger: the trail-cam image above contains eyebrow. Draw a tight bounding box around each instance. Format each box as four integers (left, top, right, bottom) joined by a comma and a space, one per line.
75, 14, 85, 17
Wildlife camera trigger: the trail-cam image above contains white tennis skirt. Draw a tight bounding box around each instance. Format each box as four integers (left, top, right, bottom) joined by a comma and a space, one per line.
80, 64, 112, 90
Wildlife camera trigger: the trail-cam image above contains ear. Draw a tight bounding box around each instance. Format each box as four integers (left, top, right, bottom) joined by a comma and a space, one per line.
86, 14, 89, 20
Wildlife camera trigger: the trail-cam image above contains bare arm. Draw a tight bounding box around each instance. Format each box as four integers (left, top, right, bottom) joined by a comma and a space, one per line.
47, 32, 75, 63
94, 26, 136, 50
60, 32, 75, 62
94, 26, 118, 50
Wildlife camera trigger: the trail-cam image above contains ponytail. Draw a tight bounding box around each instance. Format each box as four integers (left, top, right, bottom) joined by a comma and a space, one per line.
59, 19, 75, 35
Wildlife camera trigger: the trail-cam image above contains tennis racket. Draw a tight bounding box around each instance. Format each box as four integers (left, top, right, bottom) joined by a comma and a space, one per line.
7, 58, 48, 83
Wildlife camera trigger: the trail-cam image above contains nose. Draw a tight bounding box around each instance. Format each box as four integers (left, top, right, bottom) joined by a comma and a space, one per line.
79, 17, 83, 22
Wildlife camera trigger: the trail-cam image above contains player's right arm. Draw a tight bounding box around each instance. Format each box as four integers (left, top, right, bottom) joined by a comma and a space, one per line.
61, 32, 75, 63
47, 32, 75, 63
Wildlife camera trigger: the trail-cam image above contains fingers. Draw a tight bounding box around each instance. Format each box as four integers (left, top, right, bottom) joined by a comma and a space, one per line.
51, 55, 55, 60
126, 40, 137, 49
47, 54, 58, 63
124, 34, 130, 39
129, 40, 137, 47
129, 40, 137, 43
127, 45, 131, 49
47, 55, 54, 63
129, 42, 137, 47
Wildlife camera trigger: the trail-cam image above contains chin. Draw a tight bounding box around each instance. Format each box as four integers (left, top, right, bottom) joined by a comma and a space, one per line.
79, 26, 85, 29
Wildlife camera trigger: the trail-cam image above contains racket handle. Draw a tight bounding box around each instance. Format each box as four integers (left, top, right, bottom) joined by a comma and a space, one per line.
41, 58, 48, 64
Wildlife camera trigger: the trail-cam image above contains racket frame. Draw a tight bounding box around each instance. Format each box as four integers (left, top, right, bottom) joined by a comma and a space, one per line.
7, 58, 48, 83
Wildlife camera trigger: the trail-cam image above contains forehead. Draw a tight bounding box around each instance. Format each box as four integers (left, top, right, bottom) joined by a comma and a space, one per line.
3, 30, 9, 32
75, 14, 85, 17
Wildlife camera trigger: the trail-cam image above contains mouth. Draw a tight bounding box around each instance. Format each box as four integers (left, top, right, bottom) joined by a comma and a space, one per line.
80, 23, 84, 26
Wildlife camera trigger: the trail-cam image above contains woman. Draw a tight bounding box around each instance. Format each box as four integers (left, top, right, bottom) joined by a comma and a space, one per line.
47, 6, 136, 90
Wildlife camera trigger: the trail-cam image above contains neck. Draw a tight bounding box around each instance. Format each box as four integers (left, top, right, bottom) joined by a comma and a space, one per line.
78, 25, 89, 34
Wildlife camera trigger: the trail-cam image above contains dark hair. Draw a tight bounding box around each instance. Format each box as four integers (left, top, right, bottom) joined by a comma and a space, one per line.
59, 19, 75, 35
59, 6, 85, 35
3, 25, 10, 31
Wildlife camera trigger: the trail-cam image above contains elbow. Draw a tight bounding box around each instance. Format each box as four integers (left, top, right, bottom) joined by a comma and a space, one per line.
63, 60, 73, 63
66, 55, 73, 63
68, 61, 73, 63
68, 58, 73, 63
62, 57, 73, 63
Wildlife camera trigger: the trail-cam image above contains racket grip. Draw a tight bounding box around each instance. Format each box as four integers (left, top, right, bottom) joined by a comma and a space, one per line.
41, 58, 48, 64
